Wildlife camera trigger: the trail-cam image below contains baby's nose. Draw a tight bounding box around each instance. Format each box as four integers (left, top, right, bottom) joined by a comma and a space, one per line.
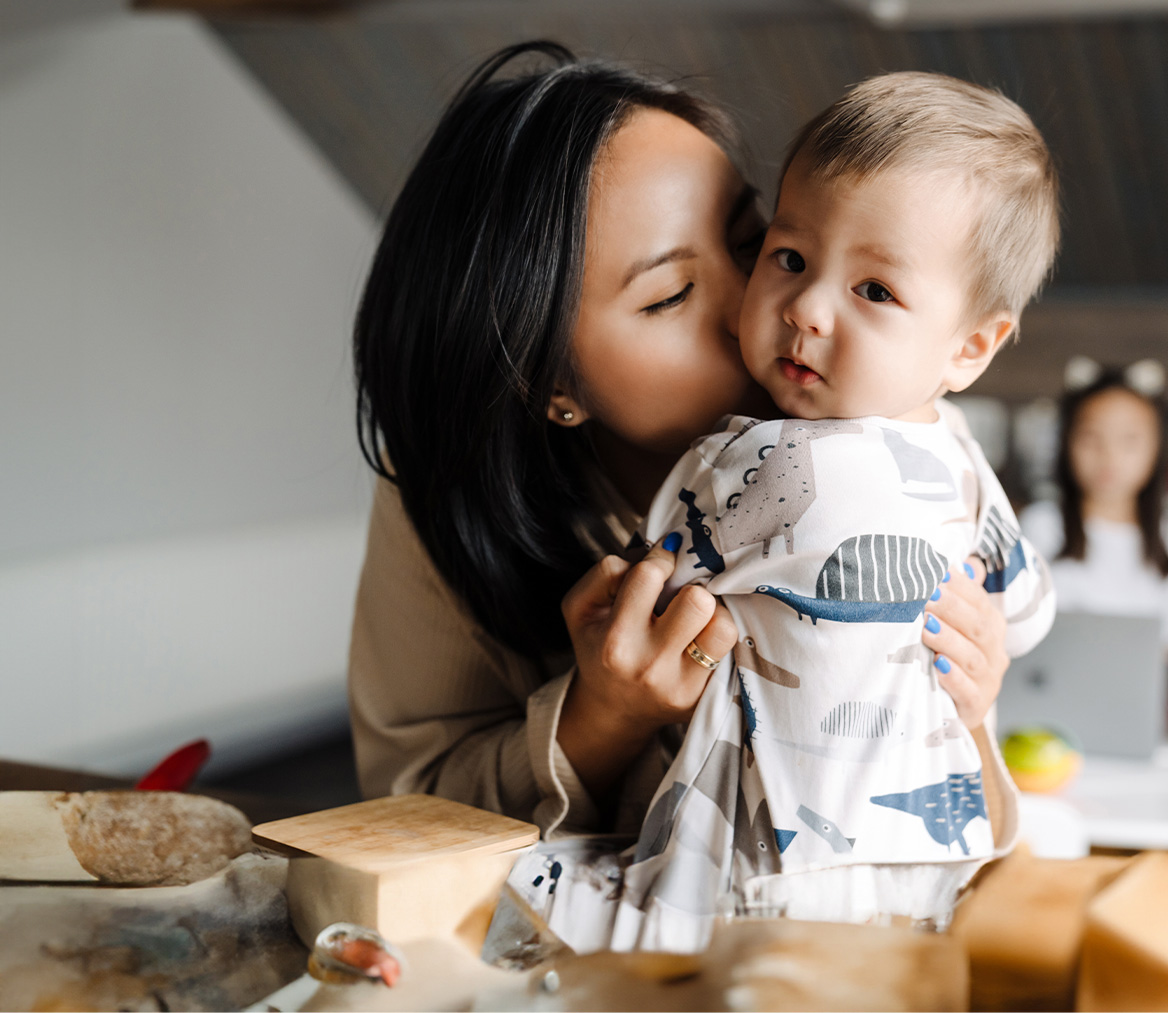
782, 283, 832, 336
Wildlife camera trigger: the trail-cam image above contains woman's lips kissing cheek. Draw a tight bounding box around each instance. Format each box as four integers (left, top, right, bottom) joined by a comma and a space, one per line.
779, 357, 822, 386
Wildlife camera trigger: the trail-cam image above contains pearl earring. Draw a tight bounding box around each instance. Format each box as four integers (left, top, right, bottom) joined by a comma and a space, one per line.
561, 410, 574, 422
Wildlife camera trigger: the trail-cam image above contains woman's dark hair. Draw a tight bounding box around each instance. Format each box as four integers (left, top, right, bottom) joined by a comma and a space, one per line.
354, 41, 736, 658
1055, 369, 1168, 577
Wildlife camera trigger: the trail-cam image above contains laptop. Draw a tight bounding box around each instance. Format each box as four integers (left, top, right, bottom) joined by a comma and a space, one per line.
997, 612, 1166, 760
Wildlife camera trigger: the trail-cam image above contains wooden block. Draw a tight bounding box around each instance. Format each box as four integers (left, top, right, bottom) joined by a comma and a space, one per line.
1078, 851, 1168, 1011
947, 846, 1130, 1011
252, 794, 539, 949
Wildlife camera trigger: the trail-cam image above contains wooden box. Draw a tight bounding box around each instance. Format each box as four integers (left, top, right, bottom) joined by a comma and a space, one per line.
252, 794, 539, 949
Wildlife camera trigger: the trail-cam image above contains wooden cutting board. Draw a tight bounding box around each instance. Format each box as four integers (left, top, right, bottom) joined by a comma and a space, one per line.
252, 794, 539, 950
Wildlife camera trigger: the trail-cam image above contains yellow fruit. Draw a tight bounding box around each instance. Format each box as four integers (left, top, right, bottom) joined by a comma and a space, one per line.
1001, 726, 1083, 793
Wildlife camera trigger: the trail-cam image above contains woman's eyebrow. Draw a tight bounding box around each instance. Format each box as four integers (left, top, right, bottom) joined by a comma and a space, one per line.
621, 246, 697, 289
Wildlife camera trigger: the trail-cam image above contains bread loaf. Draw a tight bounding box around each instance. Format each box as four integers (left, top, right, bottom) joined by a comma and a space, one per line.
0, 790, 252, 886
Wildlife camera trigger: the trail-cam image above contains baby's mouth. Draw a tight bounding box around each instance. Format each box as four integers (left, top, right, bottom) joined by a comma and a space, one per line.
779, 357, 822, 386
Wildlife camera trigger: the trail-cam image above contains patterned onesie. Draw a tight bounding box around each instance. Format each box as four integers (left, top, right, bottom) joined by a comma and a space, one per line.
602, 412, 1055, 950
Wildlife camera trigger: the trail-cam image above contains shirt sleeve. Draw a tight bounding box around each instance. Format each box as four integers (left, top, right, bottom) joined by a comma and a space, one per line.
348, 476, 600, 838
963, 441, 1057, 657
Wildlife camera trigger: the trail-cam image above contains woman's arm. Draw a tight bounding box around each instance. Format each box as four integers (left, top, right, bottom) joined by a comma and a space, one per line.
349, 477, 587, 834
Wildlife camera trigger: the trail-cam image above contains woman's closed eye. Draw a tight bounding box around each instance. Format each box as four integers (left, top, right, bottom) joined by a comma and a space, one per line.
642, 282, 694, 315
855, 280, 896, 304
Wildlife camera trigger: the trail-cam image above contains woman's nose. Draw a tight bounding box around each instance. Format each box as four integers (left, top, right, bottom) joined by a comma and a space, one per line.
783, 282, 832, 336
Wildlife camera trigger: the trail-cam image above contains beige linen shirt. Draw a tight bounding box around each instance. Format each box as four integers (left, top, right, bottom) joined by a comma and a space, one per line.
348, 476, 673, 838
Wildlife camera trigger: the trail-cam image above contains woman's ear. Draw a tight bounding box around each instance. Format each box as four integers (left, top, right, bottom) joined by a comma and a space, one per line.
943, 314, 1017, 394
547, 389, 588, 427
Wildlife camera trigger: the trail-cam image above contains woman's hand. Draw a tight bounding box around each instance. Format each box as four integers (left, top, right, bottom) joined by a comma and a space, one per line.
557, 536, 738, 798
922, 556, 1010, 730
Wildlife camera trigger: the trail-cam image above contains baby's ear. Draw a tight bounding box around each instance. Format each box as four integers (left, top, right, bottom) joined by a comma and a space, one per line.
943, 313, 1016, 394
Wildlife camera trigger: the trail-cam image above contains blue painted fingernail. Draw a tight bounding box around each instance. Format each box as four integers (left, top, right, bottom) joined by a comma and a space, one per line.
942, 571, 951, 583
963, 562, 975, 579
662, 532, 682, 553
925, 614, 941, 634
934, 655, 951, 674
929, 587, 941, 601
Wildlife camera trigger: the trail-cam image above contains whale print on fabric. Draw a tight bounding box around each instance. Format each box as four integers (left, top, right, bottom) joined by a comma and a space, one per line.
634, 739, 742, 863
869, 772, 987, 856
978, 505, 1027, 593
734, 636, 800, 688
679, 488, 725, 575
734, 791, 784, 874
924, 719, 962, 747
881, 428, 957, 501
796, 804, 856, 854
887, 641, 938, 690
716, 419, 863, 556
737, 671, 760, 765
636, 781, 689, 863
756, 534, 948, 624
820, 701, 897, 737
887, 641, 934, 674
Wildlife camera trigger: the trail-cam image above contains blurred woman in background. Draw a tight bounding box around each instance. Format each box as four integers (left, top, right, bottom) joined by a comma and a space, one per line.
1021, 358, 1168, 644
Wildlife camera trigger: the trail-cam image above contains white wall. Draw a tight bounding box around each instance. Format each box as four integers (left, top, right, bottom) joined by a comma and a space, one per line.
0, 8, 380, 776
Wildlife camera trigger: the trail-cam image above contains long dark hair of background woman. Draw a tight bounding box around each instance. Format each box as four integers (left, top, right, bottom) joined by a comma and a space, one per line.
1055, 367, 1168, 576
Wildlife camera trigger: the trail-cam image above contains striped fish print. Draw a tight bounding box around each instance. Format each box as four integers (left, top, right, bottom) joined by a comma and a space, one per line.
818, 534, 947, 603
978, 505, 1028, 593
820, 701, 897, 738
756, 534, 948, 625
977, 505, 1020, 573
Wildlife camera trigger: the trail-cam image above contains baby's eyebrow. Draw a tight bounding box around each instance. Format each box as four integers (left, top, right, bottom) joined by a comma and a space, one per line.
852, 243, 909, 272
767, 214, 803, 235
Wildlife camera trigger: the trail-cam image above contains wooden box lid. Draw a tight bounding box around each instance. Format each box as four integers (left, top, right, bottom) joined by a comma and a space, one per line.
251, 794, 539, 872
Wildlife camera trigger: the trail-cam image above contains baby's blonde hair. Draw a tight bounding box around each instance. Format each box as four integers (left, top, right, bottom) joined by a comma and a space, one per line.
783, 71, 1060, 332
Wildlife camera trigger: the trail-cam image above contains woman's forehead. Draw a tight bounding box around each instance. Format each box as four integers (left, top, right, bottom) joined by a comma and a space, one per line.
1077, 388, 1159, 428
585, 109, 742, 280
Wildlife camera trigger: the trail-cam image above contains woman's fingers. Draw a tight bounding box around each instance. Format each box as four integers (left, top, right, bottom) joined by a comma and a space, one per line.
691, 602, 738, 666
933, 657, 986, 729
923, 557, 1008, 729
561, 553, 630, 624
655, 583, 719, 656
607, 536, 682, 626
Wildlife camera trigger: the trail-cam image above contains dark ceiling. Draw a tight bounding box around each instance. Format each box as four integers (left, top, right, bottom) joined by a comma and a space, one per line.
207, 3, 1168, 396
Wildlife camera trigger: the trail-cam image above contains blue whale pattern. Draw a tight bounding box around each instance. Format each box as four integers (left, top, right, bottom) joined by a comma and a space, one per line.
679, 487, 725, 575
869, 771, 987, 856
755, 533, 947, 624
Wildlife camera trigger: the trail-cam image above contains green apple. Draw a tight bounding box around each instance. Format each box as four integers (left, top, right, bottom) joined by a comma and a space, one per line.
1001, 726, 1082, 793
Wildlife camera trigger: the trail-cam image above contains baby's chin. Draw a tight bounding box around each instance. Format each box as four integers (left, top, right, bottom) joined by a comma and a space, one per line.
768, 386, 857, 422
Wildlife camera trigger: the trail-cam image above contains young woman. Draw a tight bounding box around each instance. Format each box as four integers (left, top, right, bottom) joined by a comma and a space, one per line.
1022, 360, 1168, 643
350, 42, 1011, 837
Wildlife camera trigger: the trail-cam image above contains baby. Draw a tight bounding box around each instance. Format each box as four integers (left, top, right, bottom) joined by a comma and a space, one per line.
612, 72, 1060, 950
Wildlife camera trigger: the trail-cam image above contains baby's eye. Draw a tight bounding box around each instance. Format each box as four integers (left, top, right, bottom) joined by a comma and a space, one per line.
774, 249, 805, 273
856, 281, 895, 303
642, 282, 694, 315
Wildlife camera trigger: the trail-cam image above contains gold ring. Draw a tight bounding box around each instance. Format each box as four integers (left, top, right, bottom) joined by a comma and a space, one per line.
685, 639, 720, 670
